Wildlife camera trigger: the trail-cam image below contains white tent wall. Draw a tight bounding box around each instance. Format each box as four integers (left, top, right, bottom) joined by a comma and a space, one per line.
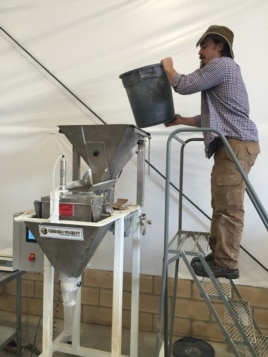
0, 0, 267, 287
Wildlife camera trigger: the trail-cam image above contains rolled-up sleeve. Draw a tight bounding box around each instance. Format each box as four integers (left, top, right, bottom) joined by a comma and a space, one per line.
172, 59, 226, 95
193, 115, 201, 127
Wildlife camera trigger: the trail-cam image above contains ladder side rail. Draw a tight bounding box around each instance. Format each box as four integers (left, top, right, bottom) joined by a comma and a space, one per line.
168, 259, 181, 357
178, 141, 185, 232
175, 136, 204, 231
158, 135, 194, 356
181, 252, 241, 357
163, 135, 199, 356
156, 132, 177, 356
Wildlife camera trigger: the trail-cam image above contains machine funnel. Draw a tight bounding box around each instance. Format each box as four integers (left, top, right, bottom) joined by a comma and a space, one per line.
20, 125, 150, 279
59, 124, 146, 183
25, 221, 111, 278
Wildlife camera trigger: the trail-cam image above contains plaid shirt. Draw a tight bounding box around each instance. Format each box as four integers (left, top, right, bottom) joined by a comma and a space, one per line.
172, 57, 259, 157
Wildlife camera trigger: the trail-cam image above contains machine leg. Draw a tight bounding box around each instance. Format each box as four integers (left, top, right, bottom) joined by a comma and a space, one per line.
111, 216, 124, 356
40, 256, 54, 357
130, 209, 141, 357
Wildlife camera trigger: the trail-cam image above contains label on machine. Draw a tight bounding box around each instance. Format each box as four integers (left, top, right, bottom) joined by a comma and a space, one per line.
59, 203, 74, 217
39, 225, 84, 241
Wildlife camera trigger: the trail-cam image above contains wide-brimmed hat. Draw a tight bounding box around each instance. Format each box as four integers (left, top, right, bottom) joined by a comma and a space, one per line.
196, 25, 234, 58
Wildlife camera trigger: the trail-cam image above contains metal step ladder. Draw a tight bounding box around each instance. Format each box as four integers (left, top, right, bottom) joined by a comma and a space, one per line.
157, 128, 268, 357
160, 229, 268, 357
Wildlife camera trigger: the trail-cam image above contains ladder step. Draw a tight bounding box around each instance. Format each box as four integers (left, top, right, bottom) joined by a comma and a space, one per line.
250, 334, 268, 357
224, 299, 256, 344
231, 334, 268, 357
168, 230, 210, 255
201, 277, 232, 299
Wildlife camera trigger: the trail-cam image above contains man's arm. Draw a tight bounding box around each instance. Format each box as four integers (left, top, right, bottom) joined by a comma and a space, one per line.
165, 114, 197, 127
161, 58, 200, 128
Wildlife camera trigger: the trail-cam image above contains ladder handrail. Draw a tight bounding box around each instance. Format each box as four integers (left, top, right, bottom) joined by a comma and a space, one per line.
166, 127, 268, 232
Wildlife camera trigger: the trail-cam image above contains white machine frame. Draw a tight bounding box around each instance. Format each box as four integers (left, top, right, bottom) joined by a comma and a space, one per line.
16, 205, 142, 357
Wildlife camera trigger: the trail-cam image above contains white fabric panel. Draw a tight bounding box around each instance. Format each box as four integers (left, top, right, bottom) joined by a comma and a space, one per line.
0, 0, 268, 286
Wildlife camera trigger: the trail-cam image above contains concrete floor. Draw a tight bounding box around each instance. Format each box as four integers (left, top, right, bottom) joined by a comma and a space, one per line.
0, 311, 234, 356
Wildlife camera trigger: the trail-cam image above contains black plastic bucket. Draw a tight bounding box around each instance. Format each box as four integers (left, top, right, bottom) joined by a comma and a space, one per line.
173, 337, 215, 357
119, 64, 175, 128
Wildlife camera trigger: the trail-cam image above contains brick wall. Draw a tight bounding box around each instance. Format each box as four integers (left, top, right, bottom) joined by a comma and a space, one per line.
0, 269, 268, 343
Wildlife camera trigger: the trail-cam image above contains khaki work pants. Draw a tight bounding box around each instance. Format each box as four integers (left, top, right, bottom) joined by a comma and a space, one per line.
209, 138, 260, 269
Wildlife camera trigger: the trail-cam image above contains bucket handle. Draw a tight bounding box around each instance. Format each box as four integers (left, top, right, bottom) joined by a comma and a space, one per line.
139, 65, 159, 79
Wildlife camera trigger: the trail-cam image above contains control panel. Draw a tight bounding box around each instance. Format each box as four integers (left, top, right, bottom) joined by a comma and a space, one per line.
13, 213, 44, 272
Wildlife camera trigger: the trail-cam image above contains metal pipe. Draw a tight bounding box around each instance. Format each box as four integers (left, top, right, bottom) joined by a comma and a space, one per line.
60, 155, 66, 191
136, 139, 146, 207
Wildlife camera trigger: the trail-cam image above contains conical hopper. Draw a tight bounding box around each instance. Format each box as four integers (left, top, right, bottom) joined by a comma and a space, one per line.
26, 221, 111, 278
59, 124, 143, 183
27, 125, 147, 278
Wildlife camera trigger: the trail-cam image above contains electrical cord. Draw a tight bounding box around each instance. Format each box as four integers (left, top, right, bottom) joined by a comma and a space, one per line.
52, 154, 64, 191
30, 312, 42, 357
23, 342, 41, 356
20, 312, 42, 356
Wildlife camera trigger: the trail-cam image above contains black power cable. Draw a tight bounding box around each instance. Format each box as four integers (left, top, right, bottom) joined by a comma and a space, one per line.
0, 27, 106, 125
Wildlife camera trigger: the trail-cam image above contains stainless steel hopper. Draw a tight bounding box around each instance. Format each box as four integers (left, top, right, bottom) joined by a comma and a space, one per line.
25, 221, 111, 277
59, 124, 147, 183
24, 125, 150, 278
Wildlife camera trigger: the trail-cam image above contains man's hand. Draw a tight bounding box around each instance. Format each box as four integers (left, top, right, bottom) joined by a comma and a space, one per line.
161, 57, 174, 72
161, 57, 178, 84
165, 114, 197, 127
165, 114, 184, 127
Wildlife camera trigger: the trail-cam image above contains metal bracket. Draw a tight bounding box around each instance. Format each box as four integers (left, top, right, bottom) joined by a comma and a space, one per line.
139, 213, 152, 235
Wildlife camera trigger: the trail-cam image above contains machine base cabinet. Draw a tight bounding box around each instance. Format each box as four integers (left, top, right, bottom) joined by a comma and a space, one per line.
37, 207, 141, 357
